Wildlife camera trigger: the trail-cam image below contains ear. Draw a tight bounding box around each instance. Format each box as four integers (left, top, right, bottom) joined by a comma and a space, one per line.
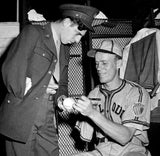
63, 18, 72, 27
116, 59, 122, 69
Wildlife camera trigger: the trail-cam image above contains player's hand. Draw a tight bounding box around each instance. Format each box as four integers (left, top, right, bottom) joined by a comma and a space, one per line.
73, 95, 93, 116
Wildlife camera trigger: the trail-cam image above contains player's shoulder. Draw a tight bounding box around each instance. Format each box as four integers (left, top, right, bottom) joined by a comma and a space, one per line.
22, 22, 50, 33
20, 23, 40, 36
88, 85, 101, 96
125, 80, 149, 94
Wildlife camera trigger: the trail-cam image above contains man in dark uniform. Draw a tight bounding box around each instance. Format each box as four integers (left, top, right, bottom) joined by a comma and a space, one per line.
0, 3, 99, 156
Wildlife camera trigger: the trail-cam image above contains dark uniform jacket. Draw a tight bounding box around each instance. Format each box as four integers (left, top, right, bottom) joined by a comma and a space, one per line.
0, 23, 69, 142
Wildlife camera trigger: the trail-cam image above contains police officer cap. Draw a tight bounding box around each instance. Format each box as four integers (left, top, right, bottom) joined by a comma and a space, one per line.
59, 4, 99, 32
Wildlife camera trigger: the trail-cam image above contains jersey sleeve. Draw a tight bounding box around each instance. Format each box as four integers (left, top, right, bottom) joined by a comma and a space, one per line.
122, 86, 151, 131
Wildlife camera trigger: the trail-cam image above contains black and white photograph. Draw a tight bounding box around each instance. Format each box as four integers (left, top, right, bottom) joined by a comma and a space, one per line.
0, 0, 160, 156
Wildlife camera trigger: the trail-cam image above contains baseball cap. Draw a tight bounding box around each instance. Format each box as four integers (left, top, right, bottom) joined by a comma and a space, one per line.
59, 4, 99, 32
87, 40, 122, 58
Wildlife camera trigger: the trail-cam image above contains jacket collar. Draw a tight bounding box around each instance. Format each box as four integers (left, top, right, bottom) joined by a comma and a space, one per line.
42, 23, 57, 55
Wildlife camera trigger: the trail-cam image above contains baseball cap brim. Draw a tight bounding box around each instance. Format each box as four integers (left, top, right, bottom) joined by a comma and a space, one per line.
87, 49, 122, 58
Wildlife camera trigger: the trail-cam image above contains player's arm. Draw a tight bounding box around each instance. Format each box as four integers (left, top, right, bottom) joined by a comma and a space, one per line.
88, 108, 136, 145
73, 95, 136, 145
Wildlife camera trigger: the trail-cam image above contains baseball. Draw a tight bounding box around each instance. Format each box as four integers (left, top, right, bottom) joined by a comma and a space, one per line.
63, 97, 75, 110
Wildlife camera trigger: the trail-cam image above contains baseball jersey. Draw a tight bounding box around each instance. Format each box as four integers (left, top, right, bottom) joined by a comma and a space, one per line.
87, 79, 151, 155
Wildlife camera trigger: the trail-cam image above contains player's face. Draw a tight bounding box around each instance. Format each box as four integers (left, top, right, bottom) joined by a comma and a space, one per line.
60, 19, 87, 44
95, 52, 118, 84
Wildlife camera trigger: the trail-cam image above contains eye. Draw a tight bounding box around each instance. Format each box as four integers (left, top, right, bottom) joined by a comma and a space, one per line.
78, 23, 87, 31
102, 62, 108, 66
78, 25, 83, 31
95, 61, 109, 68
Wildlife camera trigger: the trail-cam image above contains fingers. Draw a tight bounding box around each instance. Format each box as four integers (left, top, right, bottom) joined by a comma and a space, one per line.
46, 88, 57, 94
57, 95, 67, 111
73, 96, 93, 116
52, 84, 59, 90
46, 84, 59, 94
72, 103, 82, 112
79, 95, 89, 101
58, 100, 66, 111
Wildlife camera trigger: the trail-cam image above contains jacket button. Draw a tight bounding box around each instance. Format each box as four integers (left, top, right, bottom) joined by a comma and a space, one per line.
7, 100, 11, 103
42, 53, 46, 56
54, 59, 57, 63
48, 71, 52, 74
45, 34, 50, 38
35, 97, 39, 100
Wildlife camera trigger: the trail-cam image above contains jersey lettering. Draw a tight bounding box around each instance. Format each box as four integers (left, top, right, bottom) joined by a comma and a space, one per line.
98, 104, 104, 113
112, 102, 125, 119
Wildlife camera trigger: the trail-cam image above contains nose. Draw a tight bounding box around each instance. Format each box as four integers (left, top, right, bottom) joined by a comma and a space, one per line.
96, 63, 104, 72
96, 63, 101, 70
75, 36, 82, 43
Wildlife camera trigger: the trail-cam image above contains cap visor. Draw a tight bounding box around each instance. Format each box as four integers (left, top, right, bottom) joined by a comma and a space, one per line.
87, 48, 122, 58
81, 19, 95, 32
87, 49, 97, 57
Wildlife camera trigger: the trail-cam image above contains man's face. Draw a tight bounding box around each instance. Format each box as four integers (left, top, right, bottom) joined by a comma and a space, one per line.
60, 18, 87, 44
95, 52, 118, 84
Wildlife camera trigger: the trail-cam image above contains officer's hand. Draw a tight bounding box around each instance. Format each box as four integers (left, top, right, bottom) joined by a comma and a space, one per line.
57, 95, 67, 111
46, 84, 59, 94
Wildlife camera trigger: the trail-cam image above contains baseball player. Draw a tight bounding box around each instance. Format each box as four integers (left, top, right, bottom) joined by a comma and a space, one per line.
72, 40, 151, 156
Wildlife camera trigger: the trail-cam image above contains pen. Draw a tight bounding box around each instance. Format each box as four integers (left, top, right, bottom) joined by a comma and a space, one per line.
75, 97, 101, 101
89, 98, 101, 101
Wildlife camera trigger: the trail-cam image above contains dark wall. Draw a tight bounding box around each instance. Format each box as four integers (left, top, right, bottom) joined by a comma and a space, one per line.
0, 0, 17, 22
